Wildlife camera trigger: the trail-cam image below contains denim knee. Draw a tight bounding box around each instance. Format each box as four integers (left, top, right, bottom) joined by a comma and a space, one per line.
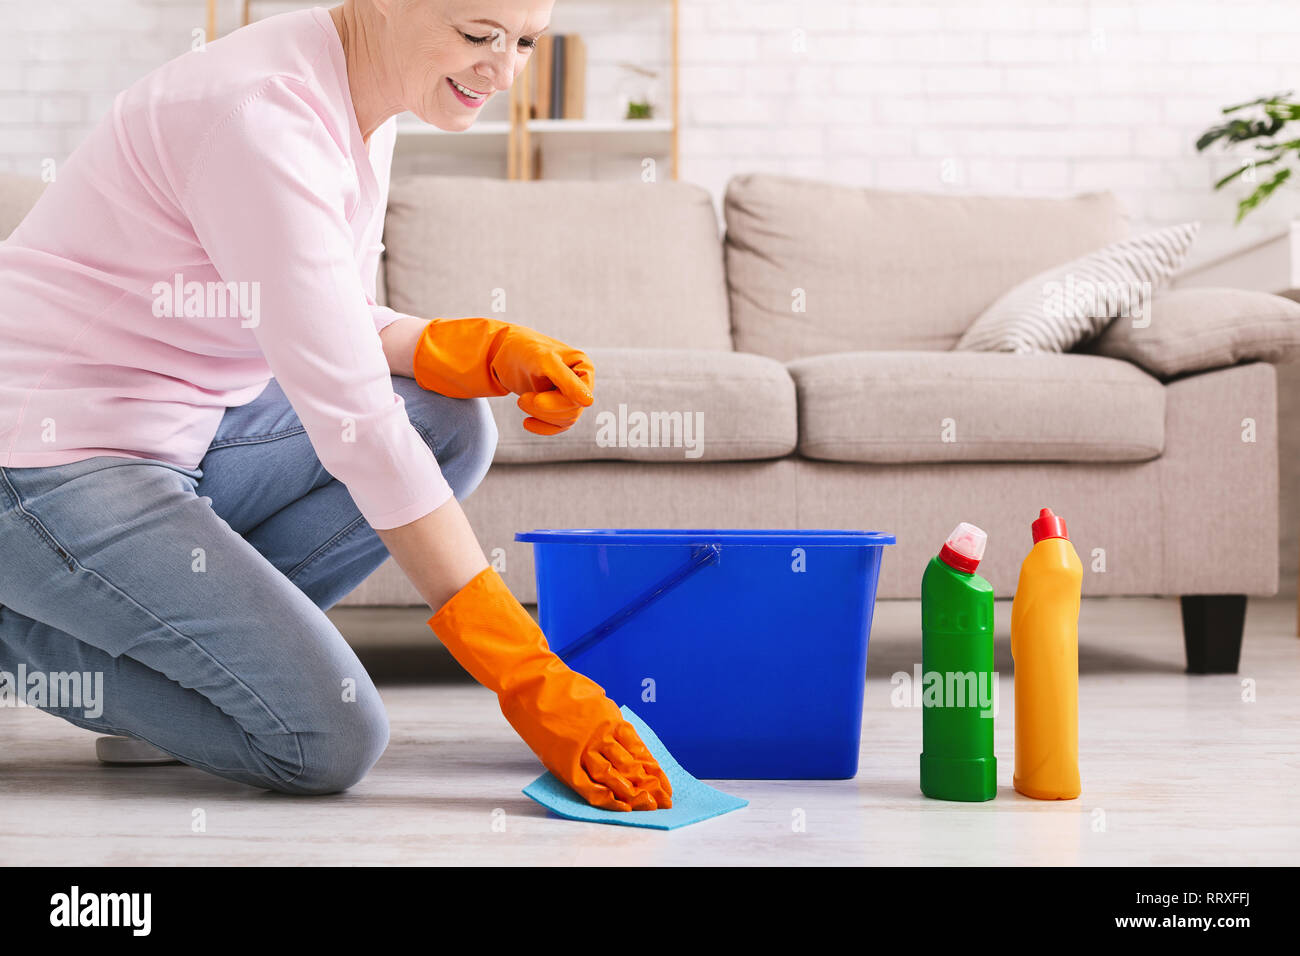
278, 693, 391, 796
452, 396, 498, 498
404, 388, 498, 501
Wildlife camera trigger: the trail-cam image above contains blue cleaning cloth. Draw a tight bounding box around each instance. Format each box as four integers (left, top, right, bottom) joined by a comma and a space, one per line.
522, 706, 748, 830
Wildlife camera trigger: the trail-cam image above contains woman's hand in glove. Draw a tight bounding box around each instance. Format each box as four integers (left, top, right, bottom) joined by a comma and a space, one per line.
428, 567, 672, 811
412, 317, 594, 435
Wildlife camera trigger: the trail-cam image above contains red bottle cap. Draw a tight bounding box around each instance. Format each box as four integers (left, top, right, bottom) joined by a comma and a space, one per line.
1031, 507, 1069, 543
938, 522, 986, 574
939, 543, 978, 573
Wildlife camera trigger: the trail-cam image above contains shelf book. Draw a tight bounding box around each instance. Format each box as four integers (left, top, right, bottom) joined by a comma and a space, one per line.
530, 34, 587, 121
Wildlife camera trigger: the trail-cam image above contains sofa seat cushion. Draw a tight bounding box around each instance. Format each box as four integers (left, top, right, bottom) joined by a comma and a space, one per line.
787, 351, 1165, 464
488, 347, 797, 463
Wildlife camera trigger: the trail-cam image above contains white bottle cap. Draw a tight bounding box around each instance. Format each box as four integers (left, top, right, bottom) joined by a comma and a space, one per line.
945, 522, 987, 563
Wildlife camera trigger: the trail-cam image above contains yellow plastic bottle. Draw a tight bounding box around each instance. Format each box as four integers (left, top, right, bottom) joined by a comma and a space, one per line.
1011, 507, 1082, 800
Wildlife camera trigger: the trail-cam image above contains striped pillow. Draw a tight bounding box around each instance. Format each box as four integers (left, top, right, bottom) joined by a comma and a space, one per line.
954, 223, 1200, 353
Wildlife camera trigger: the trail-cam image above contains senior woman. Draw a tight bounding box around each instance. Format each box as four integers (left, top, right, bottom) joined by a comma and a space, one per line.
0, 0, 671, 811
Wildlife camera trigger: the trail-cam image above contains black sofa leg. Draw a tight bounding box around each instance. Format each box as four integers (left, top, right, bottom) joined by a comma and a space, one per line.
1180, 595, 1247, 674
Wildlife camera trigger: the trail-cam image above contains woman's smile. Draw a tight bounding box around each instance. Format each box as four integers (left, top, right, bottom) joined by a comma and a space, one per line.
447, 76, 488, 107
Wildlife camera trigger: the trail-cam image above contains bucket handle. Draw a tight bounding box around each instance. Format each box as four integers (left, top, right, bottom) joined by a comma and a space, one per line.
557, 544, 721, 663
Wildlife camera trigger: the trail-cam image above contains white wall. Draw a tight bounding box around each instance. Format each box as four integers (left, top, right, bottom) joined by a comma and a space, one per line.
676, 0, 1300, 264
0, 1, 203, 168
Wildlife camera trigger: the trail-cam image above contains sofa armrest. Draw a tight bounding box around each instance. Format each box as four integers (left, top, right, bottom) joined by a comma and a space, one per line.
1078, 286, 1300, 379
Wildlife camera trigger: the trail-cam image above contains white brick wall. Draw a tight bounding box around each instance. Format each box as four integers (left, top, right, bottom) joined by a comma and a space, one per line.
674, 0, 1300, 260
1, 0, 202, 176
2, 0, 1298, 256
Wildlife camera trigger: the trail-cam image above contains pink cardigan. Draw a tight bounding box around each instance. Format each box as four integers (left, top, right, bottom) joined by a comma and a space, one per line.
0, 7, 452, 530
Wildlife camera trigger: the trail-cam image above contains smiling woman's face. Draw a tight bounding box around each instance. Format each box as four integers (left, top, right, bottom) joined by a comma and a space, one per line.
386, 0, 553, 129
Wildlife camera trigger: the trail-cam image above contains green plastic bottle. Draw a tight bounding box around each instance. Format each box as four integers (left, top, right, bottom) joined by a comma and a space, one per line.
920, 522, 997, 802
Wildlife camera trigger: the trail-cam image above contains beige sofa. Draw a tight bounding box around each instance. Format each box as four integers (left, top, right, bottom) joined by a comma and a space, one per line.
361, 172, 1296, 674
1, 171, 1293, 673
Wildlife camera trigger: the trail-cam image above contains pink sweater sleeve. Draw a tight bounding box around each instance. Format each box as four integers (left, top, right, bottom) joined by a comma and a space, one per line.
179, 76, 453, 530
369, 302, 414, 334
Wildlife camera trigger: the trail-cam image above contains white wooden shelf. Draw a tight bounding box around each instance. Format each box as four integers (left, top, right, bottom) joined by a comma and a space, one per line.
395, 117, 673, 158
524, 119, 673, 133
394, 117, 511, 137
515, 119, 672, 156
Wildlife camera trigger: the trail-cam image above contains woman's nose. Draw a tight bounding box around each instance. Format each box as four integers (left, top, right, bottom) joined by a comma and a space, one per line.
479, 51, 523, 90
479, 67, 511, 92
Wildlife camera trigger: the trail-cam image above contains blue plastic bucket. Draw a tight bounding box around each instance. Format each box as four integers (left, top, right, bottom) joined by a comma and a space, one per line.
515, 528, 895, 779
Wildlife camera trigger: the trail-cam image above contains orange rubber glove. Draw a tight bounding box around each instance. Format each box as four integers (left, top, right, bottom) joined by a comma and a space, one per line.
428, 566, 673, 811
412, 317, 594, 436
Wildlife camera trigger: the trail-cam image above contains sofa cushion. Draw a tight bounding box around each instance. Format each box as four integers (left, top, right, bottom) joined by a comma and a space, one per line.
955, 223, 1200, 353
1080, 286, 1300, 379
724, 173, 1130, 360
488, 347, 796, 463
787, 351, 1164, 463
384, 175, 732, 351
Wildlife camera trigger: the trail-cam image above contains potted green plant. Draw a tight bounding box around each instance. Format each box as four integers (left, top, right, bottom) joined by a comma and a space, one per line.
1197, 91, 1300, 223
616, 63, 658, 120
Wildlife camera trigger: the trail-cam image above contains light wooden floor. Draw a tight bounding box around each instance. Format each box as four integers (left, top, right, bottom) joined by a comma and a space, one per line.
2, 597, 1297, 865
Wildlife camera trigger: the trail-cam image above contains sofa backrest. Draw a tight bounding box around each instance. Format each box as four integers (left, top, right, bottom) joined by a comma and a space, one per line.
724, 173, 1130, 359
383, 175, 733, 351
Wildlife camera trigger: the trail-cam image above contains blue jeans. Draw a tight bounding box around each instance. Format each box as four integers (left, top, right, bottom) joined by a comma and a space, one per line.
0, 377, 497, 794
